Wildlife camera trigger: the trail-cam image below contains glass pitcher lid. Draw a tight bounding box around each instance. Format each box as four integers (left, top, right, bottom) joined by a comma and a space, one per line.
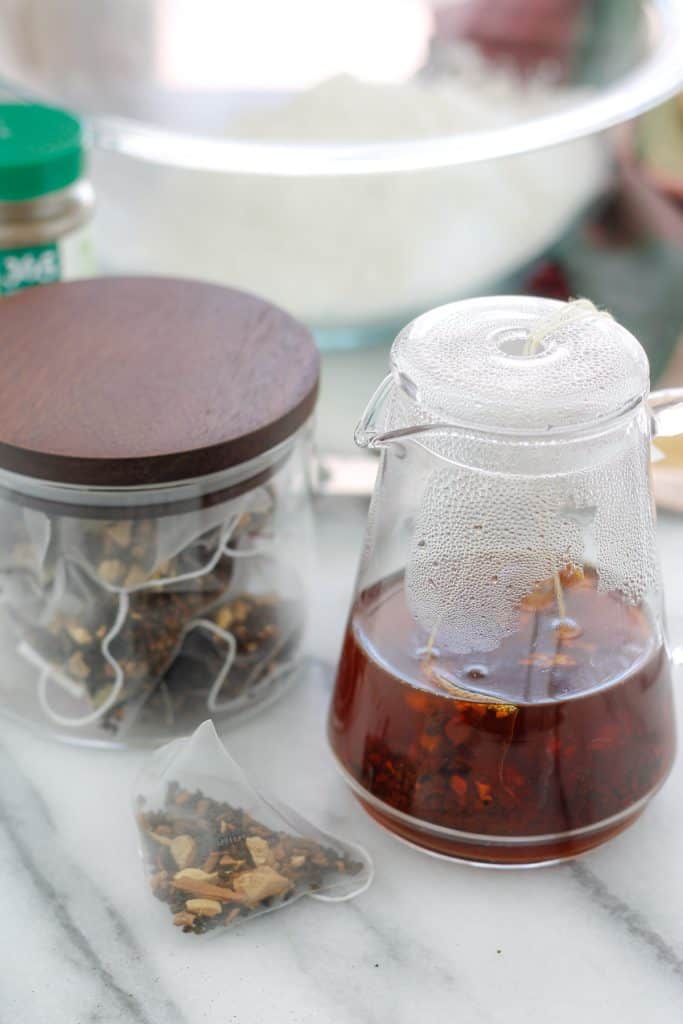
391, 296, 649, 435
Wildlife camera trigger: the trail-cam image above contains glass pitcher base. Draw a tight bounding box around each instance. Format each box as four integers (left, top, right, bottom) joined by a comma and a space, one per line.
335, 759, 663, 868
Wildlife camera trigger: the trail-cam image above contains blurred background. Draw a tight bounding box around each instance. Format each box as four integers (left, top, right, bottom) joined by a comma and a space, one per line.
0, 0, 682, 468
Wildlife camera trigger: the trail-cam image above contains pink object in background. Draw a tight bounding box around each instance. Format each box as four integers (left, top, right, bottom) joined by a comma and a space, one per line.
434, 0, 587, 77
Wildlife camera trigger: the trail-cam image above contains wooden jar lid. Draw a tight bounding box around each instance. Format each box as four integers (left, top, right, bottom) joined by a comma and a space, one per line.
0, 277, 319, 487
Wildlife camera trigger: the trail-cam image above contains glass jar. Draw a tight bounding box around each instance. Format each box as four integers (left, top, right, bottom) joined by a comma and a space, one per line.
0, 103, 94, 295
329, 296, 682, 866
0, 277, 318, 747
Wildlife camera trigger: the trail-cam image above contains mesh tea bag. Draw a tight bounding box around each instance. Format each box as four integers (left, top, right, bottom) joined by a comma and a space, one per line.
57, 498, 260, 592
406, 468, 585, 654
158, 594, 303, 722
135, 721, 373, 934
150, 553, 306, 726
0, 479, 299, 734
0, 504, 53, 581
6, 543, 236, 732
386, 296, 657, 655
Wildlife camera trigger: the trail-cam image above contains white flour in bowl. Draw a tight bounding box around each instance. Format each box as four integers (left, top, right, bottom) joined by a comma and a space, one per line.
93, 62, 607, 330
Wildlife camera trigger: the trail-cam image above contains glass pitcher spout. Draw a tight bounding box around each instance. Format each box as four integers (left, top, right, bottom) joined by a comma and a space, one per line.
354, 374, 395, 449
354, 373, 452, 449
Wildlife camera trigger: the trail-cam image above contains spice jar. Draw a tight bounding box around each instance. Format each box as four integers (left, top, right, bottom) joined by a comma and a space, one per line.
0, 277, 319, 747
329, 296, 683, 866
0, 103, 94, 296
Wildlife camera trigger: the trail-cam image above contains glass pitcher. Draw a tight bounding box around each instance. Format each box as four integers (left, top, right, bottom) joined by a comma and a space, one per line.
329, 296, 682, 867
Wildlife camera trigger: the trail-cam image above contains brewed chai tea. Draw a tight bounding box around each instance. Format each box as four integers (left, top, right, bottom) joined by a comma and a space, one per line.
330, 567, 675, 865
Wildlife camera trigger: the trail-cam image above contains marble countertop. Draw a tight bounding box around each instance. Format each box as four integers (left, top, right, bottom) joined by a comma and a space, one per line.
3, 494, 683, 1024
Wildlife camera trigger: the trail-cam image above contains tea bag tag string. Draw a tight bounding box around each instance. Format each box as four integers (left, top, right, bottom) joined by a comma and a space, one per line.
525, 298, 613, 633
524, 298, 613, 357
25, 590, 130, 728
182, 618, 238, 714
84, 514, 242, 596
182, 616, 299, 714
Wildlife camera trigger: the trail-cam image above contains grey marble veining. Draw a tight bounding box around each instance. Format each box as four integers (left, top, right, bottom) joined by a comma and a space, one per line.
1, 500, 683, 1023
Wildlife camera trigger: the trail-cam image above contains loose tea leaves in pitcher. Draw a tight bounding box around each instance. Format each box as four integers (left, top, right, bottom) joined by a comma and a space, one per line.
135, 721, 373, 934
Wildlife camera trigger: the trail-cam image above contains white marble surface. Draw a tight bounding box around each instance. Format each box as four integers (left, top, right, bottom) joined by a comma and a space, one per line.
2, 496, 683, 1024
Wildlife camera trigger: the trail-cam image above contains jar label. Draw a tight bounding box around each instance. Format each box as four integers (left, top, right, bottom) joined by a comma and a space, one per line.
0, 225, 95, 296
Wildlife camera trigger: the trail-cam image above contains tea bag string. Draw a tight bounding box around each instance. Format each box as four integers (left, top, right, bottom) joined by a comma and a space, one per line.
527, 298, 613, 618
187, 617, 298, 713
423, 298, 613, 699
74, 514, 242, 597
523, 297, 613, 357
184, 618, 238, 714
25, 590, 130, 729
3, 515, 237, 609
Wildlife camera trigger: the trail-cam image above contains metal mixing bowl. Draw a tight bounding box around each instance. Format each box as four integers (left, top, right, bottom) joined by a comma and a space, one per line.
1, 0, 682, 347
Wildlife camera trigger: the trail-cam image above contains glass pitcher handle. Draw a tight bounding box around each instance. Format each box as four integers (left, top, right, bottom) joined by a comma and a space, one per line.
649, 387, 683, 505
649, 388, 683, 666
649, 388, 683, 438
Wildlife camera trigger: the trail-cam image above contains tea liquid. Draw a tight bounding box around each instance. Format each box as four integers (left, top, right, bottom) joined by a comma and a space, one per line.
329, 570, 675, 865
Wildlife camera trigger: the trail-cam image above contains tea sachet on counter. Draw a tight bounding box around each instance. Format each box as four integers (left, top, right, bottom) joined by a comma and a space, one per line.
135, 721, 373, 934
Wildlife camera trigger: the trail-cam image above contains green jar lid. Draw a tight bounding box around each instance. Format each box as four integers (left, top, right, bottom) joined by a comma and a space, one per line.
0, 103, 84, 201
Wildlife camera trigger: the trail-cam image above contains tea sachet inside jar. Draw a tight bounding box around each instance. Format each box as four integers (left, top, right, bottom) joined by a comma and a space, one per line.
1, 484, 307, 734
135, 721, 373, 934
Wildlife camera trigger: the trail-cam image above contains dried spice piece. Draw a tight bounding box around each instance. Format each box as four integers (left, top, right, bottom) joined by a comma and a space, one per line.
137, 783, 365, 934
